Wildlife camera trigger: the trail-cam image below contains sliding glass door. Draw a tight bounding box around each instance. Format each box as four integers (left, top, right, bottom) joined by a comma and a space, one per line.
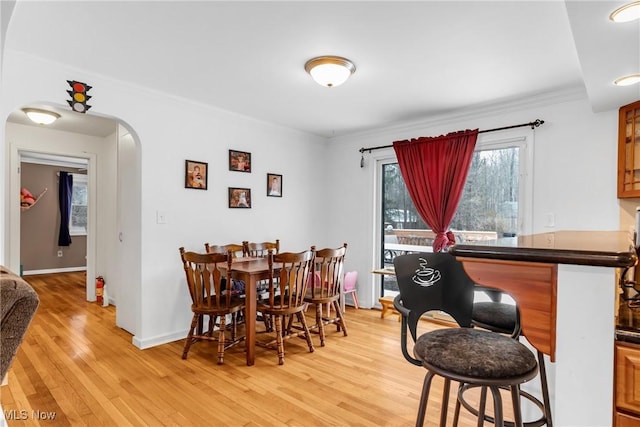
377, 135, 530, 300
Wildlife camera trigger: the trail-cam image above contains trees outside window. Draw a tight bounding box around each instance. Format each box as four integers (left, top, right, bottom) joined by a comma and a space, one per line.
70, 173, 88, 236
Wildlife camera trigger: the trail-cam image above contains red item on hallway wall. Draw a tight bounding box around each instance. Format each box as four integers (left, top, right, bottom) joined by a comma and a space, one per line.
96, 276, 105, 304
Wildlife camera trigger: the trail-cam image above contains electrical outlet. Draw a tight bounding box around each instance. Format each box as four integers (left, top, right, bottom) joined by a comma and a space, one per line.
57, 250, 63, 257
545, 213, 555, 228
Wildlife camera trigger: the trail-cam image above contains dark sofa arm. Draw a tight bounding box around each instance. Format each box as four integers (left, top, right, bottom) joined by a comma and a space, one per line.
1, 268, 39, 380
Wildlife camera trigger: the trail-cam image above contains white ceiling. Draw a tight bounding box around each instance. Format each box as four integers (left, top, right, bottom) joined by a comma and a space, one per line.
4, 1, 640, 139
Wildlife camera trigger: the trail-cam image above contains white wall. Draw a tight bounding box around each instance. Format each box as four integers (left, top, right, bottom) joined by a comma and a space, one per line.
325, 89, 621, 309
1, 50, 328, 349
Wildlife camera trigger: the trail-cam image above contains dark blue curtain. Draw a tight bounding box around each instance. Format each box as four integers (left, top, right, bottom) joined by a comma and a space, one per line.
58, 172, 73, 246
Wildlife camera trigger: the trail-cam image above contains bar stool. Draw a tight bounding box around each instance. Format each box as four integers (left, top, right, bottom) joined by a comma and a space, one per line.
460, 286, 553, 427
393, 253, 542, 427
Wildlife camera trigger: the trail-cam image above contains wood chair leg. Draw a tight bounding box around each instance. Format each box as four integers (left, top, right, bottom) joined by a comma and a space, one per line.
182, 315, 199, 359
333, 300, 348, 336
275, 314, 285, 365
297, 311, 315, 354
315, 303, 326, 346
217, 316, 226, 365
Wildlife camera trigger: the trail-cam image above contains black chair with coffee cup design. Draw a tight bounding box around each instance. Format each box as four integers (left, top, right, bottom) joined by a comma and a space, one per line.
393, 252, 541, 426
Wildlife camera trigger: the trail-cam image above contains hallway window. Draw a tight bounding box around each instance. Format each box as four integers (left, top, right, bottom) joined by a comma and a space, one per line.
70, 173, 88, 236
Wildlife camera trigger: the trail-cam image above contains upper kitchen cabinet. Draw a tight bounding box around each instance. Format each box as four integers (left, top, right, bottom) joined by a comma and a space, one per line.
618, 100, 640, 198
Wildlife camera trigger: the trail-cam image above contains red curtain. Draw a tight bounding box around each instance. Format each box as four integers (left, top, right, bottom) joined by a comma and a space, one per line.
392, 129, 478, 252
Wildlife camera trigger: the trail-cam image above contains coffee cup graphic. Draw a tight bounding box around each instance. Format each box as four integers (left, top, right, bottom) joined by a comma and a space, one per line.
412, 257, 441, 287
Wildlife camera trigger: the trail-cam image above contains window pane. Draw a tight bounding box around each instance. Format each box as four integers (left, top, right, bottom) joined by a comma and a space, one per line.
72, 182, 88, 205
451, 147, 519, 238
69, 174, 88, 235
383, 163, 426, 230
71, 205, 87, 230
381, 163, 430, 297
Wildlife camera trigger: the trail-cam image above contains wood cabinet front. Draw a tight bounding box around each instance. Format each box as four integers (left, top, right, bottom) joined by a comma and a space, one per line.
618, 100, 640, 198
616, 341, 640, 424
616, 411, 640, 427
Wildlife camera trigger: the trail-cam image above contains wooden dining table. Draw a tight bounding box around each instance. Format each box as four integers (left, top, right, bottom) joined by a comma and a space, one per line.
221, 256, 273, 366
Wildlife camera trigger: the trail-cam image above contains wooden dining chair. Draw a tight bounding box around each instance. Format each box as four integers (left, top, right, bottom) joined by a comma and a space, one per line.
304, 243, 348, 347
179, 247, 245, 364
243, 240, 281, 302
204, 242, 248, 323
204, 242, 245, 259
243, 240, 280, 257
256, 247, 315, 365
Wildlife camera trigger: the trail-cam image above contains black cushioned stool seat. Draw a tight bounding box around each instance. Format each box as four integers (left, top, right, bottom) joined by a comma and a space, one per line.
415, 328, 536, 378
414, 328, 538, 427
472, 301, 518, 335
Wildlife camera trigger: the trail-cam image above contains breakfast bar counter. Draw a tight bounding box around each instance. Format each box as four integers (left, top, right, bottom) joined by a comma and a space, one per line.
450, 230, 637, 427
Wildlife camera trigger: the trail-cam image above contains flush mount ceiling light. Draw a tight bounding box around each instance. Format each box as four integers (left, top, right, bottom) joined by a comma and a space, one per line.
610, 1, 640, 22
304, 56, 356, 88
22, 108, 61, 125
614, 74, 640, 86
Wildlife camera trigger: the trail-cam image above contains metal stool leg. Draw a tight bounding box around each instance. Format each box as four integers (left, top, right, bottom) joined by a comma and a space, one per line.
440, 378, 451, 427
537, 351, 553, 427
476, 386, 488, 427
453, 383, 463, 427
489, 386, 504, 427
510, 385, 524, 427
417, 371, 436, 427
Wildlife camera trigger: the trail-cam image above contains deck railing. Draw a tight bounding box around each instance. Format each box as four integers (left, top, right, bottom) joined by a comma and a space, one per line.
388, 229, 498, 247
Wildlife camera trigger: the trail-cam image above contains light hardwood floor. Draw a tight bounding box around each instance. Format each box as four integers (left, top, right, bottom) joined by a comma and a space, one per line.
2, 272, 490, 426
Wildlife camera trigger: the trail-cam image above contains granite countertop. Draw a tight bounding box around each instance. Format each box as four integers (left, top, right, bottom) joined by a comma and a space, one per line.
449, 230, 637, 268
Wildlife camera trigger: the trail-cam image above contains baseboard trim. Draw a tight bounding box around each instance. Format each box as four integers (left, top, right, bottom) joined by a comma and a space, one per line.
23, 267, 87, 275
132, 330, 187, 350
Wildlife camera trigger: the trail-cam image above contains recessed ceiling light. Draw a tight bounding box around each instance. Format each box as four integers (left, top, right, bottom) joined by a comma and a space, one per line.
610, 1, 640, 22
22, 108, 61, 125
304, 56, 356, 88
614, 74, 640, 86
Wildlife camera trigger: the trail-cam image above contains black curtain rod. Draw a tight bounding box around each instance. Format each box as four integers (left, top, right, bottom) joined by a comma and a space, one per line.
358, 119, 545, 154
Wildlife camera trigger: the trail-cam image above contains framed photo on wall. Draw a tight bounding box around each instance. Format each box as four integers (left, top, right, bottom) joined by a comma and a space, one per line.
185, 160, 208, 190
267, 173, 282, 197
229, 187, 251, 208
229, 150, 251, 173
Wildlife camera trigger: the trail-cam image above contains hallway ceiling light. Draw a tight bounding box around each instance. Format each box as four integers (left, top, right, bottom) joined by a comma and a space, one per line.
614, 74, 640, 86
304, 56, 356, 88
22, 108, 61, 125
610, 1, 640, 22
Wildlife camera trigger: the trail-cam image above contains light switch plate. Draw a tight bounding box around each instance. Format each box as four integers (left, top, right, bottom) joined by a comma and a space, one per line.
156, 210, 167, 224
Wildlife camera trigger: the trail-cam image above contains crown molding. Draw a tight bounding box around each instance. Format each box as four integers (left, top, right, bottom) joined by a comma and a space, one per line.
329, 86, 587, 143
